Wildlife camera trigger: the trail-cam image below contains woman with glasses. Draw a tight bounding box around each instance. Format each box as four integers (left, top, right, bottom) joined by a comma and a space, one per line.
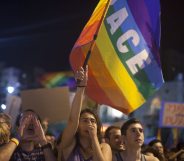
60, 66, 112, 161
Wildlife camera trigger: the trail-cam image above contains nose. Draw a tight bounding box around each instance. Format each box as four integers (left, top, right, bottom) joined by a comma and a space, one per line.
86, 119, 92, 124
135, 129, 142, 136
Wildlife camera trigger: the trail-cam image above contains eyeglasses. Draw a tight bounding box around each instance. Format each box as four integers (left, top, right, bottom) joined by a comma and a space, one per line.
80, 117, 97, 124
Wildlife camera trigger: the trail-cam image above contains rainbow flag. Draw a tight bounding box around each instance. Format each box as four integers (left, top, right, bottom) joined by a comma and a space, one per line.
39, 72, 75, 89
70, 0, 164, 114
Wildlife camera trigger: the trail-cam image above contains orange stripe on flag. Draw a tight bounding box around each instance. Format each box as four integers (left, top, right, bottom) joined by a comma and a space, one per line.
85, 44, 132, 113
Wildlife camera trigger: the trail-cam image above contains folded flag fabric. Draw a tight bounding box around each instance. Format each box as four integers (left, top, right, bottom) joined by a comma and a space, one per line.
70, 0, 164, 114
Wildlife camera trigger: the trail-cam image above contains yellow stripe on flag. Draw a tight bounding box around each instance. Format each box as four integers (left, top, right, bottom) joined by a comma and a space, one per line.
95, 23, 145, 110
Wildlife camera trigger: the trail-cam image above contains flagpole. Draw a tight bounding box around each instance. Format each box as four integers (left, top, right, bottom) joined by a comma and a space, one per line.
82, 0, 111, 68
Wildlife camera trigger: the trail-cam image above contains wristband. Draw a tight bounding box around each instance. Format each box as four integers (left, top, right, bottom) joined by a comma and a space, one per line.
77, 85, 86, 87
12, 132, 21, 142
10, 138, 19, 146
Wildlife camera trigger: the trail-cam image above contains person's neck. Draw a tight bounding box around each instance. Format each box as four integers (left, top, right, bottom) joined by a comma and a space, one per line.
79, 137, 92, 149
122, 147, 142, 161
20, 141, 34, 152
79, 137, 93, 159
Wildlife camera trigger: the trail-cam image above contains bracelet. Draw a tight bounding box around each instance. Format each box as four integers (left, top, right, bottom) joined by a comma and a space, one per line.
10, 138, 19, 146
77, 85, 86, 87
14, 133, 21, 142
41, 143, 52, 150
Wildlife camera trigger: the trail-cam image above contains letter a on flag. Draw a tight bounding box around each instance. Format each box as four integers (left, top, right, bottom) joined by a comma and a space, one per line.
70, 0, 164, 114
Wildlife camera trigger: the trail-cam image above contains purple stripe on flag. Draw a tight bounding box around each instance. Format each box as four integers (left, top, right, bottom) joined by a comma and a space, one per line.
127, 0, 161, 65
128, 0, 152, 47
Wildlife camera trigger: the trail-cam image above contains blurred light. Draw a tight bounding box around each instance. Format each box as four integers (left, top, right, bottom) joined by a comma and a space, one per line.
1, 104, 6, 110
111, 108, 123, 118
7, 86, 15, 94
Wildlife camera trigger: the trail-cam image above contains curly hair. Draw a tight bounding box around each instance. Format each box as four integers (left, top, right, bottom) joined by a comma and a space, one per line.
0, 113, 11, 144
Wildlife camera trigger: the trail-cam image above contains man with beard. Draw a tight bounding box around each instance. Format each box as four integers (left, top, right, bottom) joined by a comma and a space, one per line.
104, 126, 125, 161
10, 109, 57, 161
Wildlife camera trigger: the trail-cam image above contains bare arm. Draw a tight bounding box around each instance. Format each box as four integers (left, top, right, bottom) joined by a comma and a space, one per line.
145, 155, 159, 161
32, 115, 57, 161
88, 123, 112, 161
168, 149, 184, 161
0, 141, 17, 161
92, 140, 112, 161
61, 67, 88, 160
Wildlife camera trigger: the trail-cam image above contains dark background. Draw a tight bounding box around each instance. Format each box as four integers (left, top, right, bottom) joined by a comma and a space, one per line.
0, 0, 183, 81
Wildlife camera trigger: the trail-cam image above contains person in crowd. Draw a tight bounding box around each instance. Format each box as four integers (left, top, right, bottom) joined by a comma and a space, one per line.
177, 149, 184, 161
176, 143, 184, 161
119, 118, 159, 161
167, 145, 184, 161
0, 113, 18, 161
10, 109, 57, 161
104, 125, 124, 161
42, 118, 49, 134
148, 139, 168, 161
142, 145, 165, 161
0, 113, 11, 145
60, 66, 112, 161
42, 118, 56, 150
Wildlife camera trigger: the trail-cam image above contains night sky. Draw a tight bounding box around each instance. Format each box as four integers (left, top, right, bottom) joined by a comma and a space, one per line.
0, 0, 184, 81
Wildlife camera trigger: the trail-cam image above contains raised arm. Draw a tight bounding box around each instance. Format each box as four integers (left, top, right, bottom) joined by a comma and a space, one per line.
168, 149, 184, 161
32, 115, 57, 161
91, 137, 112, 161
61, 66, 88, 160
0, 141, 18, 161
0, 118, 19, 161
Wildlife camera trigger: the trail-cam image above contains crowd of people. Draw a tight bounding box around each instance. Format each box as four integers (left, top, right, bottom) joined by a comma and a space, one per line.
0, 66, 184, 161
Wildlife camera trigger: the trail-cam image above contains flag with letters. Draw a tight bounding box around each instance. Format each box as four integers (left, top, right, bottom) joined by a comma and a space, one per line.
70, 0, 164, 114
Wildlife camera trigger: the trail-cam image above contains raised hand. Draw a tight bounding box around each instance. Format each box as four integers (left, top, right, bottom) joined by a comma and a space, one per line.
75, 66, 88, 87
31, 115, 47, 145
87, 123, 98, 139
18, 114, 33, 141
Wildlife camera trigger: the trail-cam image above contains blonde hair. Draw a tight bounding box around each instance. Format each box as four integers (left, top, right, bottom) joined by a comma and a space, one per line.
0, 113, 11, 144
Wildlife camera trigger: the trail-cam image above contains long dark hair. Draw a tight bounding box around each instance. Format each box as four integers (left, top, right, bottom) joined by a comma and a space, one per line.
77, 108, 102, 143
